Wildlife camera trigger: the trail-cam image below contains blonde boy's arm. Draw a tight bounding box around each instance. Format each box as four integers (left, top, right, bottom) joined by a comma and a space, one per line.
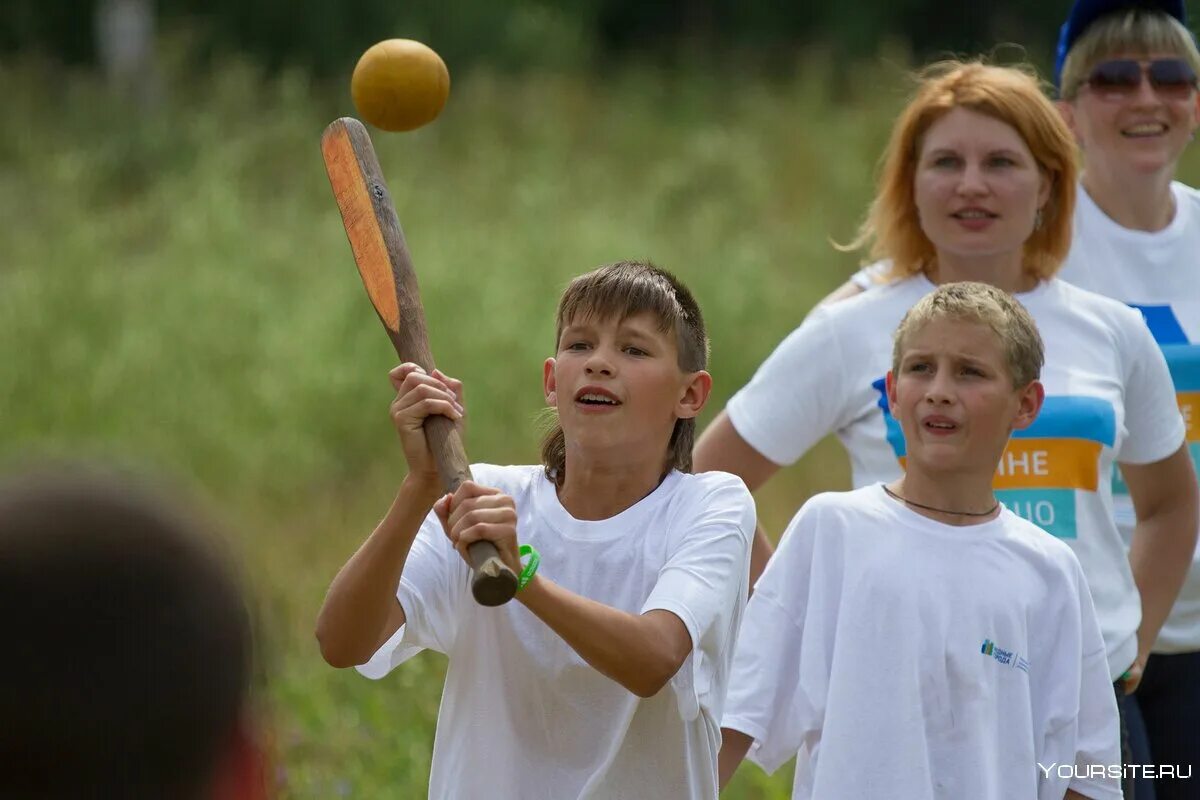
1064, 791, 1091, 799
718, 728, 754, 789
694, 411, 779, 586
315, 475, 442, 668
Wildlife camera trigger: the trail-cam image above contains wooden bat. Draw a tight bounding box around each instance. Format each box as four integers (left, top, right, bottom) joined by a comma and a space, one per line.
321, 116, 519, 607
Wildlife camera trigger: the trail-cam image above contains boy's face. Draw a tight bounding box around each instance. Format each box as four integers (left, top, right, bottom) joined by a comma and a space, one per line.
1060, 50, 1200, 178
886, 317, 1043, 479
544, 311, 710, 464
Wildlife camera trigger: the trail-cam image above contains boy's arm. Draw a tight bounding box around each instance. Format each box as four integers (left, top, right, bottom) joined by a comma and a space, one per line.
718, 728, 754, 789
718, 505, 826, 780
518, 578, 693, 698
315, 475, 442, 668
315, 363, 465, 669
440, 479, 752, 698
694, 307, 850, 588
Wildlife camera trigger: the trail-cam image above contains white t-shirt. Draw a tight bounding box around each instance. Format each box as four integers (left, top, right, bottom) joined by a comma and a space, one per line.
722, 485, 1122, 800
357, 463, 755, 800
849, 259, 895, 290
1058, 181, 1200, 653
726, 275, 1185, 678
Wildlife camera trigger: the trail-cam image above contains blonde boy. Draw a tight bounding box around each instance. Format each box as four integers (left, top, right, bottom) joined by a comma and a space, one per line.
719, 283, 1121, 800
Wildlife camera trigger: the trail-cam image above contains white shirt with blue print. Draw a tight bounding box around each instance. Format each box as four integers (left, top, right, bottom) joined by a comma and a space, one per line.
726, 274, 1184, 678
1059, 180, 1200, 654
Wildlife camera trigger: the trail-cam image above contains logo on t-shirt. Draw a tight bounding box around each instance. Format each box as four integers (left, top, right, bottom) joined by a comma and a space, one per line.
980, 639, 1030, 673
873, 379, 1115, 539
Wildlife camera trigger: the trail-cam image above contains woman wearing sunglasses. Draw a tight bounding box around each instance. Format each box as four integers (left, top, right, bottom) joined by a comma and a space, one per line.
695, 57, 1198, 797
1053, 2, 1200, 798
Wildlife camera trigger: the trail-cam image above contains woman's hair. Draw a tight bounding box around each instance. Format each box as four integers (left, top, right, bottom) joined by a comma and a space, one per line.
844, 60, 1078, 282
540, 260, 709, 486
1060, 9, 1200, 100
892, 281, 1045, 388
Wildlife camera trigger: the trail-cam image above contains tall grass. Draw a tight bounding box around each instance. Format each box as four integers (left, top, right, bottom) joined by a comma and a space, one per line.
3, 49, 1196, 797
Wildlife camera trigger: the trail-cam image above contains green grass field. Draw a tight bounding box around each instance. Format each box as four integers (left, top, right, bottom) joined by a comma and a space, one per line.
3, 52, 1197, 798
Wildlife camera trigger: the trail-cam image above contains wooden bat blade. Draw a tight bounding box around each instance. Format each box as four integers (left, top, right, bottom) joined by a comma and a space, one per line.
321, 118, 405, 334
321, 116, 518, 607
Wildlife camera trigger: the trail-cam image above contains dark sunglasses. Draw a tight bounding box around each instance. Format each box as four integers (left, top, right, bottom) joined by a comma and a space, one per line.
1082, 58, 1198, 99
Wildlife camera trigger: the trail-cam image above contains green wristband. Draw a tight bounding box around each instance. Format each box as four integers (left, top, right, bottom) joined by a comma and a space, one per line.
517, 544, 540, 591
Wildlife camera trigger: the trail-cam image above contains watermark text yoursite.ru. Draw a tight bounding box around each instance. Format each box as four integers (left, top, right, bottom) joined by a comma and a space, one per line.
1039, 763, 1193, 780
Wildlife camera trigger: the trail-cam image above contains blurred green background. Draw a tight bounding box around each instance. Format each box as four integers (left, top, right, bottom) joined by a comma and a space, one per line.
4, 3, 1199, 797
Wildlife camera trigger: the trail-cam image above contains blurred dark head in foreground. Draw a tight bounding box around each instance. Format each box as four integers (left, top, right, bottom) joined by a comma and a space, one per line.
0, 464, 265, 799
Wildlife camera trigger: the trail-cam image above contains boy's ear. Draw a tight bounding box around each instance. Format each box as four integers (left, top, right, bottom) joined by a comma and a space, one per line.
1011, 380, 1045, 432
885, 370, 897, 409
675, 370, 713, 420
543, 358, 558, 407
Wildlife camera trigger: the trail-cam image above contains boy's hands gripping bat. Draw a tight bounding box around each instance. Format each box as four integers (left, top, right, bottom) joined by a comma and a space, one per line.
321, 117, 518, 607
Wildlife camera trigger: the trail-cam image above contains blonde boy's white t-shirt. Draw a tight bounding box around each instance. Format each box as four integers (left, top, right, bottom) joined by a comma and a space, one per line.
725, 275, 1184, 678
722, 485, 1122, 800
357, 463, 755, 800
1059, 181, 1200, 653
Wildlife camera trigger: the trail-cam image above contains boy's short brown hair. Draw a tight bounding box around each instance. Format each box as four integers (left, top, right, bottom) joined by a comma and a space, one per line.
541, 260, 709, 485
892, 282, 1045, 388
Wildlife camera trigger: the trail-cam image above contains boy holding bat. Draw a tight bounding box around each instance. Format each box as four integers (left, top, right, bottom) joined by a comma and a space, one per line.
317, 260, 756, 798
718, 283, 1122, 800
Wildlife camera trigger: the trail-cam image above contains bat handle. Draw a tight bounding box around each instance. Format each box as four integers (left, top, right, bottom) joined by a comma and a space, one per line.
467, 541, 519, 607
427, 415, 520, 606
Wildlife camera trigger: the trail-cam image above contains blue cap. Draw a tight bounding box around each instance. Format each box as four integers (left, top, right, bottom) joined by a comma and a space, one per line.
1053, 0, 1188, 88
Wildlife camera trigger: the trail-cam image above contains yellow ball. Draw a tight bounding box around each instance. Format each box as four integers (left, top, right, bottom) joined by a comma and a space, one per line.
351, 39, 450, 132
